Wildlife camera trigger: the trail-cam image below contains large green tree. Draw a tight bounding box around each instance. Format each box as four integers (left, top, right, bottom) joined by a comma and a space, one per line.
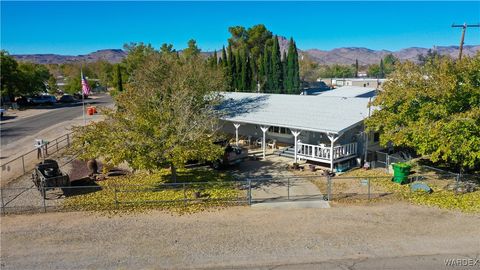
72, 53, 227, 180
366, 54, 480, 171
122, 42, 156, 79
17, 62, 50, 94
0, 51, 21, 100
270, 36, 283, 93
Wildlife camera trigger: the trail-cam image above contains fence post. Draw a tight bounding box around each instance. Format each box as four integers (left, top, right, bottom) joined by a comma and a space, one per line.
455, 173, 460, 195
327, 175, 331, 201
42, 186, 47, 213
114, 185, 118, 209
386, 154, 390, 173
1, 188, 5, 215
247, 179, 252, 205
66, 134, 70, 147
21, 155, 26, 174
183, 183, 187, 207
368, 178, 371, 200
56, 138, 59, 152
287, 178, 290, 200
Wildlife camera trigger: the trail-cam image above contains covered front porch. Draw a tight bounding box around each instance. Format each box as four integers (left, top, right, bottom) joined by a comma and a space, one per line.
225, 121, 359, 172
295, 141, 358, 167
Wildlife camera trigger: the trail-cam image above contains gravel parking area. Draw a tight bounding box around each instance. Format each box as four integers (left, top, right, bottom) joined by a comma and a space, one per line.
2, 203, 480, 269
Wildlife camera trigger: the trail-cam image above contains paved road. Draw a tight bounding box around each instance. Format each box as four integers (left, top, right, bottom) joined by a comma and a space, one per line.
0, 94, 112, 146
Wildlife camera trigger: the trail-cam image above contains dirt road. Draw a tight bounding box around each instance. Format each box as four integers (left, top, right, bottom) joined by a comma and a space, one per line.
2, 203, 479, 269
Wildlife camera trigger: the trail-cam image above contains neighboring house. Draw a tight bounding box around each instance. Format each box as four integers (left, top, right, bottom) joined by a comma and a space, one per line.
318, 78, 387, 90
357, 71, 368, 77
218, 86, 382, 172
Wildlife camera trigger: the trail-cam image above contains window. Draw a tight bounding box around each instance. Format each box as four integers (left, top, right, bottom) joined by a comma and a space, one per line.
268, 126, 291, 135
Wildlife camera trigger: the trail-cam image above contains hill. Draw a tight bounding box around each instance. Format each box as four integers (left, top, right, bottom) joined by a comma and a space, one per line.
12, 45, 479, 65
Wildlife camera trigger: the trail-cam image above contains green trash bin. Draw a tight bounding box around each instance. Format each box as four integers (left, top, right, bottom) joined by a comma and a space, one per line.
392, 163, 411, 184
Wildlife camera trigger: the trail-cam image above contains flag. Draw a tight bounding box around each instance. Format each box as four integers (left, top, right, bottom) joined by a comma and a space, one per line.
81, 71, 91, 96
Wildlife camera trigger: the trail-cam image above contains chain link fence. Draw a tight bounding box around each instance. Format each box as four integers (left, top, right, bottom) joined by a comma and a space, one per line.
2, 173, 478, 215
0, 132, 73, 185
0, 180, 250, 214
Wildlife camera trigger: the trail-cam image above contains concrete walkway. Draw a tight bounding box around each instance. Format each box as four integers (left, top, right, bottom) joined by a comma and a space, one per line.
231, 155, 329, 208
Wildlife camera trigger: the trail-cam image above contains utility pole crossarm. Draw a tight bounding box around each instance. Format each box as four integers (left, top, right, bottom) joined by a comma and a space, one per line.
452, 24, 480, 27
451, 22, 480, 60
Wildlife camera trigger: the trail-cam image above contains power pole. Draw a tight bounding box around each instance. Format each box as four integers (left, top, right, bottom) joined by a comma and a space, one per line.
451, 23, 480, 60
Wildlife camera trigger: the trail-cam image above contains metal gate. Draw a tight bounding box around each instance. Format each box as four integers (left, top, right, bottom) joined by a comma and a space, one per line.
247, 176, 329, 204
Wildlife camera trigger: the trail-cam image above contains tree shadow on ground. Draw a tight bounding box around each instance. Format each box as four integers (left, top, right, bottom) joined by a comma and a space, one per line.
62, 177, 101, 197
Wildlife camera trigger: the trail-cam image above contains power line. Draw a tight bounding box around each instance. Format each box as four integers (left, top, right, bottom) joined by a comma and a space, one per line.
451, 23, 480, 60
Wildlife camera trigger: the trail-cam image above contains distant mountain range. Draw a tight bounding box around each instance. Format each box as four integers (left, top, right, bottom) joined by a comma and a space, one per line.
12, 49, 127, 64
11, 44, 479, 66
302, 45, 480, 65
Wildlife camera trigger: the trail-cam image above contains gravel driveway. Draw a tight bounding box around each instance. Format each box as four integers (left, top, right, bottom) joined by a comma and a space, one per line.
2, 203, 479, 269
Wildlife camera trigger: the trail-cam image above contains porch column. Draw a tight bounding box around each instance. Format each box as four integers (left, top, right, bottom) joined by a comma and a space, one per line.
327, 133, 340, 172
233, 123, 241, 146
260, 126, 269, 159
291, 130, 301, 163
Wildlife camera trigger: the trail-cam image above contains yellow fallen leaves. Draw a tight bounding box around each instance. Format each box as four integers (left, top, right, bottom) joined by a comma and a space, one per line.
373, 176, 480, 213
340, 168, 390, 178
62, 168, 246, 214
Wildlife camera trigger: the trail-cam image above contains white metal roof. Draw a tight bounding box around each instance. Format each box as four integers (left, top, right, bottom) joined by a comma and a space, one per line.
332, 78, 387, 82
319, 86, 377, 98
219, 92, 372, 134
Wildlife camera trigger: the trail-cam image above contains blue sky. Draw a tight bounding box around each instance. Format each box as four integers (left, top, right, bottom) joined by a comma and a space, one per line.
1, 1, 479, 55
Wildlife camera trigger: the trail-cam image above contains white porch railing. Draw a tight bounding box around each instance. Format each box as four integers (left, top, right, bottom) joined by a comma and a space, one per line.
297, 142, 357, 163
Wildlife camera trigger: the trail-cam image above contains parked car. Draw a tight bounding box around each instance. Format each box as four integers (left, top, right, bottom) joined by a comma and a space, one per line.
28, 95, 57, 105
14, 96, 29, 107
58, 94, 77, 103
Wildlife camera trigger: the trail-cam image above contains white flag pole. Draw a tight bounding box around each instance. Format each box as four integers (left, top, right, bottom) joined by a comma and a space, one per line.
81, 68, 86, 126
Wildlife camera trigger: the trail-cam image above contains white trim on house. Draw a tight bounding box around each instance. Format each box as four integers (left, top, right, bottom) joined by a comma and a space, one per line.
219, 92, 371, 135
218, 91, 374, 170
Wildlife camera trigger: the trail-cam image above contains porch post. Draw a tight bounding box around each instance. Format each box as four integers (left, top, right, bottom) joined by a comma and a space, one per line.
260, 126, 269, 159
327, 133, 340, 172
233, 123, 241, 146
291, 130, 301, 163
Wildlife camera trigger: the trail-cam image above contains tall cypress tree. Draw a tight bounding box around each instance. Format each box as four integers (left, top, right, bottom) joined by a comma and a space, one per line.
227, 44, 235, 90
213, 50, 218, 68
235, 49, 242, 91
263, 44, 272, 93
271, 36, 282, 93
286, 38, 295, 93
250, 55, 258, 92
282, 51, 288, 93
221, 46, 228, 68
292, 42, 300, 93
240, 49, 248, 91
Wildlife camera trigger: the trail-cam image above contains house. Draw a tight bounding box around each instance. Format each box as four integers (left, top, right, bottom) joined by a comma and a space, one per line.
218, 86, 382, 172
318, 78, 387, 90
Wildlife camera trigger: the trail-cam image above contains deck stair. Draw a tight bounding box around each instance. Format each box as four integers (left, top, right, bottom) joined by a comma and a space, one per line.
274, 146, 295, 159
